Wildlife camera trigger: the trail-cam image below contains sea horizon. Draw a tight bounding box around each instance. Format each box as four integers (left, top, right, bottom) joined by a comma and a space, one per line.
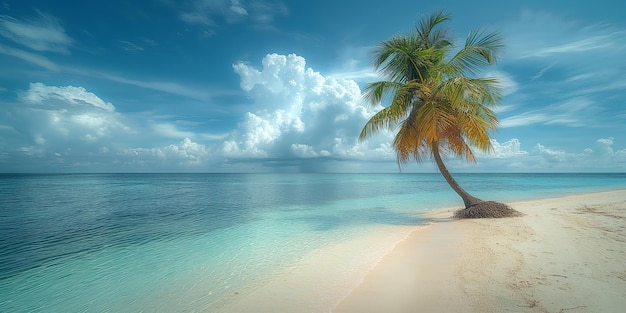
3, 171, 626, 174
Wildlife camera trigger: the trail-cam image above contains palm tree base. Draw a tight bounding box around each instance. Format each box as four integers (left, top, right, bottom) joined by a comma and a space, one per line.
453, 201, 522, 219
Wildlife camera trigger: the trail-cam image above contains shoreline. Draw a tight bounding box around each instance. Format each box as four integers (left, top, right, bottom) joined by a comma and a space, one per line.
334, 189, 626, 313
219, 189, 626, 312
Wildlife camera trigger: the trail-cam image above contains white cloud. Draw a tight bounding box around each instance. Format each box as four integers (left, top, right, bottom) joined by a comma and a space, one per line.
597, 137, 614, 153
1, 81, 225, 171
486, 70, 518, 96
483, 138, 528, 158
223, 53, 626, 172
291, 143, 318, 158
535, 143, 566, 162
500, 111, 549, 128
492, 104, 516, 114
225, 53, 389, 165
229, 0, 248, 16
596, 136, 614, 146
0, 11, 72, 54
152, 122, 197, 139
8, 83, 131, 153
123, 138, 211, 167
452, 136, 626, 172
20, 83, 115, 112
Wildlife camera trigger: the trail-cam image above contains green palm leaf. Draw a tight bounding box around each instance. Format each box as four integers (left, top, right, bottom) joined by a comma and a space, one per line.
358, 11, 507, 209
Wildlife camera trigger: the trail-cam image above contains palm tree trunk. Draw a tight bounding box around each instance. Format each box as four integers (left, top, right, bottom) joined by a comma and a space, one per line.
432, 142, 482, 208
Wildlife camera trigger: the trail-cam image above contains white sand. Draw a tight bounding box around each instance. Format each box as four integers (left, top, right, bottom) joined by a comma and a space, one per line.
335, 189, 626, 313
216, 190, 626, 313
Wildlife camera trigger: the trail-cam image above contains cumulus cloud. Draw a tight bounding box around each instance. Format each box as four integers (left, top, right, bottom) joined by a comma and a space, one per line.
222, 53, 625, 172
8, 83, 130, 157
483, 138, 528, 158
525, 137, 626, 170
224, 53, 391, 166
447, 136, 626, 172
1, 81, 224, 171
0, 11, 72, 54
597, 137, 615, 153
535, 143, 567, 163
124, 138, 211, 167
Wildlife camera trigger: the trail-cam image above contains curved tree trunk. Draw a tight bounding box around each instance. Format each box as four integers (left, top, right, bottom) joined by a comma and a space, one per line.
432, 142, 482, 209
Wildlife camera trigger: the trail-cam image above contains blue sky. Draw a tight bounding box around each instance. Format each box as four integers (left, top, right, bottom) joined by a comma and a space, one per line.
0, 0, 624, 173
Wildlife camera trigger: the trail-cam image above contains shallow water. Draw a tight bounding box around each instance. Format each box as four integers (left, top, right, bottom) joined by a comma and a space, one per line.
1, 173, 625, 312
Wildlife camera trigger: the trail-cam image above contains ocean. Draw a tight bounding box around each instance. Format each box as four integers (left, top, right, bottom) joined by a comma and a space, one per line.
1, 173, 625, 312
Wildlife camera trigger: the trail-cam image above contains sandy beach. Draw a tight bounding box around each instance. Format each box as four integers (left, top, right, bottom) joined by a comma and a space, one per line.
335, 189, 626, 313
221, 189, 626, 313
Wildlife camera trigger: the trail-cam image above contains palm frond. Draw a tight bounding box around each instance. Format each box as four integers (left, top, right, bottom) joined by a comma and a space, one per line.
445, 29, 504, 76
393, 105, 428, 165
373, 36, 444, 84
359, 104, 408, 141
416, 11, 451, 46
363, 81, 402, 107
360, 12, 504, 169
436, 76, 502, 110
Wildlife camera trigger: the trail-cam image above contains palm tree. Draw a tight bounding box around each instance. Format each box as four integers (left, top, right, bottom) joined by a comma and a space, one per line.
359, 11, 519, 218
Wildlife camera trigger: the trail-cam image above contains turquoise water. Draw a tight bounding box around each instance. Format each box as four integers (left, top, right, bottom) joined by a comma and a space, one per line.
1, 173, 625, 312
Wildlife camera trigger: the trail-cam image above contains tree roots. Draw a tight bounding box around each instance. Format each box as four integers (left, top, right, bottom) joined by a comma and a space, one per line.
454, 201, 523, 219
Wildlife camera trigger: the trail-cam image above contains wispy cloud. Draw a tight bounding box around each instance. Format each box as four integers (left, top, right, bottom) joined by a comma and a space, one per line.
118, 40, 144, 52
229, 0, 249, 16
0, 10, 72, 54
524, 31, 622, 58
500, 97, 594, 128
151, 122, 196, 139
499, 10, 625, 130
178, 0, 288, 31
487, 70, 519, 96
504, 11, 626, 60
0, 44, 59, 70
68, 68, 215, 101
329, 67, 378, 82
531, 62, 556, 80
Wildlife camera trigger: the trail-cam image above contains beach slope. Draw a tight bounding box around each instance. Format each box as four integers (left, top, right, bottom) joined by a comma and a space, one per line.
334, 190, 626, 313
